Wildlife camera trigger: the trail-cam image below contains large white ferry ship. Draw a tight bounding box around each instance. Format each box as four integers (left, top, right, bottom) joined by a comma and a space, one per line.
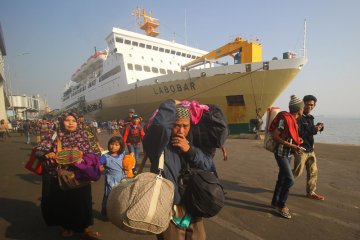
61, 9, 307, 133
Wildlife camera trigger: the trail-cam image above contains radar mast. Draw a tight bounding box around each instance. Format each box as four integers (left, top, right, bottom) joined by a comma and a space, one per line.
132, 8, 160, 37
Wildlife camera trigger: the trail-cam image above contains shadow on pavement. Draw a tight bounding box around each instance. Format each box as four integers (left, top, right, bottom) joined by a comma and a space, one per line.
220, 180, 272, 194
19, 147, 34, 151
0, 197, 67, 239
225, 196, 275, 214
289, 192, 308, 199
16, 173, 42, 185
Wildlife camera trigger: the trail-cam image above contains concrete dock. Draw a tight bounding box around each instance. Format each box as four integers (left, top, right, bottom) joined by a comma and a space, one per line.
0, 132, 359, 240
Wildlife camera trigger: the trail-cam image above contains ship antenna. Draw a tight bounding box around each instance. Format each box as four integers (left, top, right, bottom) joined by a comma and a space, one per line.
303, 19, 307, 58
132, 7, 160, 37
184, 8, 187, 45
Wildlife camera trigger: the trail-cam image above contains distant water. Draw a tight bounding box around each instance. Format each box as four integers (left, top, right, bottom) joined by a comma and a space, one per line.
262, 116, 360, 145
310, 116, 360, 146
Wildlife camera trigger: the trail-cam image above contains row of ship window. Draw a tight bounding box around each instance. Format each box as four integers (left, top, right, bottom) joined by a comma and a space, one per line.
71, 85, 86, 97
115, 37, 200, 59
127, 63, 178, 75
64, 62, 178, 99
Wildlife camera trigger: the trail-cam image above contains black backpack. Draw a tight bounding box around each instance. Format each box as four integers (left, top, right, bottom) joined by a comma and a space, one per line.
191, 104, 229, 153
179, 167, 225, 218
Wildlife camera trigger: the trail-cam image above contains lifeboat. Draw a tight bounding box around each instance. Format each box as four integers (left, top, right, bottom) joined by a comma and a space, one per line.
71, 51, 107, 82
87, 51, 107, 71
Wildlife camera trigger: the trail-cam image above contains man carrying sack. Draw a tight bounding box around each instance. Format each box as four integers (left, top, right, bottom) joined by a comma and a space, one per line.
143, 99, 214, 240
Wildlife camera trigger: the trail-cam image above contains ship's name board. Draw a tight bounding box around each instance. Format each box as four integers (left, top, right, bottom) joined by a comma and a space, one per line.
153, 82, 196, 95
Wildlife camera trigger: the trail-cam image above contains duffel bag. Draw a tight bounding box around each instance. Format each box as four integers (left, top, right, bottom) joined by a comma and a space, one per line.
107, 152, 174, 234
179, 167, 225, 218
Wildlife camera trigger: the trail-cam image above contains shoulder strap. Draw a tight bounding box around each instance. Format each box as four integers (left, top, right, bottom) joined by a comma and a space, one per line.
158, 151, 164, 171
51, 132, 58, 141
137, 151, 164, 175
56, 137, 62, 152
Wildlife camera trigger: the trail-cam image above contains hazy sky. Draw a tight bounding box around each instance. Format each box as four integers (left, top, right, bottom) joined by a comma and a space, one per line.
1, 0, 359, 117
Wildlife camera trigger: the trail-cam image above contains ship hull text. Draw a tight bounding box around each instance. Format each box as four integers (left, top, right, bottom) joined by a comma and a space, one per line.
152, 82, 196, 95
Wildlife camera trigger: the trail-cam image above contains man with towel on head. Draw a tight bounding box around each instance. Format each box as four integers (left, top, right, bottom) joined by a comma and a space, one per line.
143, 99, 213, 240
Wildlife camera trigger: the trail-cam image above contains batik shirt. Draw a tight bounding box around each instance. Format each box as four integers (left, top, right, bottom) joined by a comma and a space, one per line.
80, 122, 101, 155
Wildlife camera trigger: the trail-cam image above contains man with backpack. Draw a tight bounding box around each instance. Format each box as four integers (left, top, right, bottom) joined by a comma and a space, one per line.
143, 99, 214, 240
293, 95, 325, 201
123, 114, 145, 168
269, 95, 304, 219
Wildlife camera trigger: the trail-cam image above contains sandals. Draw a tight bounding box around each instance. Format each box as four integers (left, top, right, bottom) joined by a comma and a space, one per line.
278, 207, 292, 219
61, 229, 74, 238
271, 202, 292, 219
82, 229, 101, 240
307, 193, 325, 201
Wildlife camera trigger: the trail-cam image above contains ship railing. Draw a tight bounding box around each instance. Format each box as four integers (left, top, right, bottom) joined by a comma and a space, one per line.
181, 58, 214, 71
181, 58, 228, 71
87, 75, 95, 81
214, 61, 228, 66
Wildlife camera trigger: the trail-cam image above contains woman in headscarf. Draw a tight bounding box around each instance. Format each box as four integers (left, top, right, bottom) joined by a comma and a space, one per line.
36, 112, 100, 239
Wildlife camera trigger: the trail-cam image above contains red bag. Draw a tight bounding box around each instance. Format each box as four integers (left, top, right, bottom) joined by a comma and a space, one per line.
25, 148, 43, 175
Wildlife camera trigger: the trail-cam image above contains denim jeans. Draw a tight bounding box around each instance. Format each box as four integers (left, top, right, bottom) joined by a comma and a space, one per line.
271, 154, 295, 208
128, 144, 140, 167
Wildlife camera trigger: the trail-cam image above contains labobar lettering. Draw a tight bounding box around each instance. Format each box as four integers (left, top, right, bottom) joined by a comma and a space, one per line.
153, 82, 196, 95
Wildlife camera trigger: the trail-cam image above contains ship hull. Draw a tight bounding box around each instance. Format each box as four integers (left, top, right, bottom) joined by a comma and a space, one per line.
80, 57, 305, 134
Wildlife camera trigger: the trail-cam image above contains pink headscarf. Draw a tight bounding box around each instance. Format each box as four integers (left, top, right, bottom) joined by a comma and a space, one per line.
180, 100, 209, 124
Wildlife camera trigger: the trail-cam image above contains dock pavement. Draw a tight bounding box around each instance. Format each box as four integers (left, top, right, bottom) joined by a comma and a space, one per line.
0, 132, 359, 240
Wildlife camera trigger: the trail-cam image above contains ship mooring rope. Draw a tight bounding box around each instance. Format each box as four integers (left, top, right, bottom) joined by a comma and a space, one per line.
249, 73, 259, 118
249, 71, 265, 119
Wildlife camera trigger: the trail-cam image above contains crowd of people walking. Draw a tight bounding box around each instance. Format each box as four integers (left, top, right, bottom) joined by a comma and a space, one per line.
8, 94, 326, 239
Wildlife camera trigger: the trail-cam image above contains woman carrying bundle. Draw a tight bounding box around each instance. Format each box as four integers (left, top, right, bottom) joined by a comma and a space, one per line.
36, 112, 100, 239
